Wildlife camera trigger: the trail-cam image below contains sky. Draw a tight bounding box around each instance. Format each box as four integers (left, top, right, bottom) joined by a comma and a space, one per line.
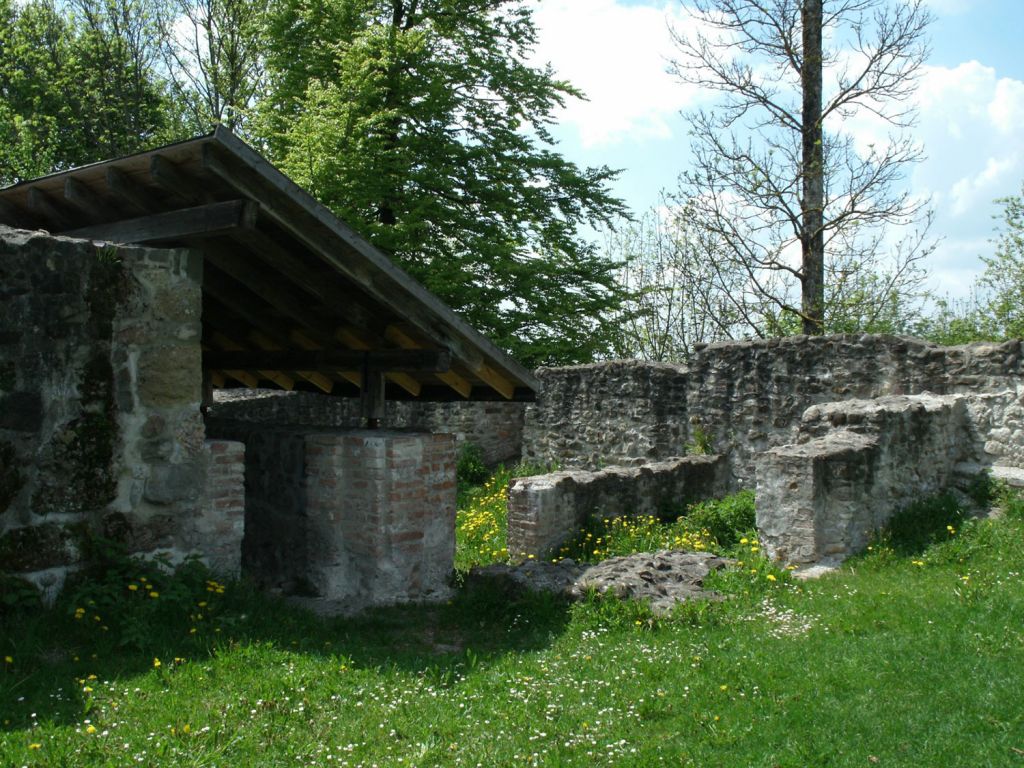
525, 0, 1024, 300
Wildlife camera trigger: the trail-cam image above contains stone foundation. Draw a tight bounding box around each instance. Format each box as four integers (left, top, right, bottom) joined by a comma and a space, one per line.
507, 455, 728, 558
519, 336, 1024, 566
304, 431, 456, 609
524, 336, 1024, 485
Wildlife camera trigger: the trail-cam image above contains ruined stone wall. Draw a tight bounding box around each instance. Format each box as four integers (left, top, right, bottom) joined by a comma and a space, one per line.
757, 395, 971, 564
524, 336, 1024, 487
0, 226, 233, 599
507, 455, 728, 558
209, 389, 525, 467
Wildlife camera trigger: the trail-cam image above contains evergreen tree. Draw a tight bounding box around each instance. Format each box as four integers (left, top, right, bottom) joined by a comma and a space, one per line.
258, 0, 628, 367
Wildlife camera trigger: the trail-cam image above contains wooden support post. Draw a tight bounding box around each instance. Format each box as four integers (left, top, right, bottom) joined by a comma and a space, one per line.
360, 360, 386, 429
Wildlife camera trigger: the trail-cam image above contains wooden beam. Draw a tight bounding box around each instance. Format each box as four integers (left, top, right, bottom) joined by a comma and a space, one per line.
106, 166, 162, 214
248, 329, 334, 394
289, 329, 361, 389
335, 328, 422, 397
0, 198, 30, 228
202, 349, 450, 372
150, 155, 207, 205
61, 199, 257, 243
208, 331, 295, 391
204, 131, 539, 395
204, 247, 335, 337
27, 188, 76, 230
385, 324, 472, 398
64, 178, 110, 221
219, 368, 260, 388
475, 362, 517, 401
231, 226, 379, 330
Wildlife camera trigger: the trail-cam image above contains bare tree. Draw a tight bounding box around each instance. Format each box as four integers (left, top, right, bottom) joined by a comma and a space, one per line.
671, 0, 933, 335
157, 0, 266, 132
608, 199, 747, 361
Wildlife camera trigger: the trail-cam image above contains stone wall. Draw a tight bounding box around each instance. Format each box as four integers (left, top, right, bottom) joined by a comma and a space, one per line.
507, 455, 729, 558
757, 395, 971, 564
0, 226, 222, 599
209, 389, 525, 467
524, 336, 1024, 486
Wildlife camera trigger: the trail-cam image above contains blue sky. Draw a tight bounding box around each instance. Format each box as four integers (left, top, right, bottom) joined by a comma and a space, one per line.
527, 0, 1024, 299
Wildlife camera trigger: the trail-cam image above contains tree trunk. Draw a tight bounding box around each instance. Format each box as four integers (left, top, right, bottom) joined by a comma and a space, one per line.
800, 0, 825, 334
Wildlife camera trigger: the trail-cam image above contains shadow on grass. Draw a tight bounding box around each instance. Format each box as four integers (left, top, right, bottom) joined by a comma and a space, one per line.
0, 573, 572, 732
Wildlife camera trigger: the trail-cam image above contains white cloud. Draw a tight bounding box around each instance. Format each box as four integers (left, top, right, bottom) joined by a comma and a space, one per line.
907, 61, 1024, 295
528, 0, 704, 147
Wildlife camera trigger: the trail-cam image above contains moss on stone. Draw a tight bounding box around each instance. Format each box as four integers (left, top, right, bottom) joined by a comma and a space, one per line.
0, 521, 85, 572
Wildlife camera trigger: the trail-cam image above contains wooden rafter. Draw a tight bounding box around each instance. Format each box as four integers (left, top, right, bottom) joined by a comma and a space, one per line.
62, 200, 257, 243
385, 324, 472, 398
202, 349, 450, 373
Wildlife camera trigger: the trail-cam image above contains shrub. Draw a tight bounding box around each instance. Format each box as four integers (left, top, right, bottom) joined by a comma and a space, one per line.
456, 441, 489, 488
62, 539, 230, 652
683, 490, 756, 549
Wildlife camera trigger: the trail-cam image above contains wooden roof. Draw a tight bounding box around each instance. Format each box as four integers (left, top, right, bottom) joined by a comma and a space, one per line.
0, 127, 538, 402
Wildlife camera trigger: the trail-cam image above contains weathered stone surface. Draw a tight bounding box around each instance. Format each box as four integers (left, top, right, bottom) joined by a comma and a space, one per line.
0, 391, 43, 431
144, 461, 202, 504
1, 226, 207, 602
507, 455, 728, 559
523, 336, 1024, 485
757, 394, 969, 564
0, 522, 83, 572
473, 550, 728, 614
136, 344, 201, 407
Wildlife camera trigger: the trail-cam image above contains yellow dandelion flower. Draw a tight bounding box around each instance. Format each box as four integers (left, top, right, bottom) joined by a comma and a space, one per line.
127, 584, 138, 591
85, 725, 97, 734
29, 743, 41, 750
153, 658, 161, 668
149, 591, 159, 599
3, 655, 11, 664
766, 574, 777, 582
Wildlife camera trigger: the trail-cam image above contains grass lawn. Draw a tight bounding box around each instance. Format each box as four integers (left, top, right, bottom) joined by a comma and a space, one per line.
2, 479, 1023, 767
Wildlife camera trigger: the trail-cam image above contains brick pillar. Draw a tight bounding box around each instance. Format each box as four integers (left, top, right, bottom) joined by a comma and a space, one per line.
304, 431, 456, 608
197, 439, 245, 576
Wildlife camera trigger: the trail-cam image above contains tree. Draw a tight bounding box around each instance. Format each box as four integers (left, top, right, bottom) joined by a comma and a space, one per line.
256, 0, 628, 367
671, 0, 933, 335
980, 184, 1024, 340
0, 0, 182, 184
157, 0, 268, 132
607, 200, 745, 361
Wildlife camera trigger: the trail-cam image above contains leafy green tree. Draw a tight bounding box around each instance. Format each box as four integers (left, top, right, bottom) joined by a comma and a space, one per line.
157, 0, 268, 132
0, 0, 183, 184
257, 0, 628, 367
981, 185, 1024, 340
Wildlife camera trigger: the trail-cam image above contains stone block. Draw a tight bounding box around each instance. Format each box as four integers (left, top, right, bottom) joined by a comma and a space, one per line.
144, 461, 202, 504
136, 344, 201, 407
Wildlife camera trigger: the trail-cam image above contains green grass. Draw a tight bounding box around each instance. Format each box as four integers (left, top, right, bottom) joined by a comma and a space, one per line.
2, 483, 1023, 767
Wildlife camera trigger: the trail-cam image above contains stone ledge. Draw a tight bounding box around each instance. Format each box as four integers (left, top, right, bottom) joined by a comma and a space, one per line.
507, 455, 728, 559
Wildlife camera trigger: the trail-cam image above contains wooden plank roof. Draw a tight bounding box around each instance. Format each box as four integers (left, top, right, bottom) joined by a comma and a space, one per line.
0, 127, 538, 402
